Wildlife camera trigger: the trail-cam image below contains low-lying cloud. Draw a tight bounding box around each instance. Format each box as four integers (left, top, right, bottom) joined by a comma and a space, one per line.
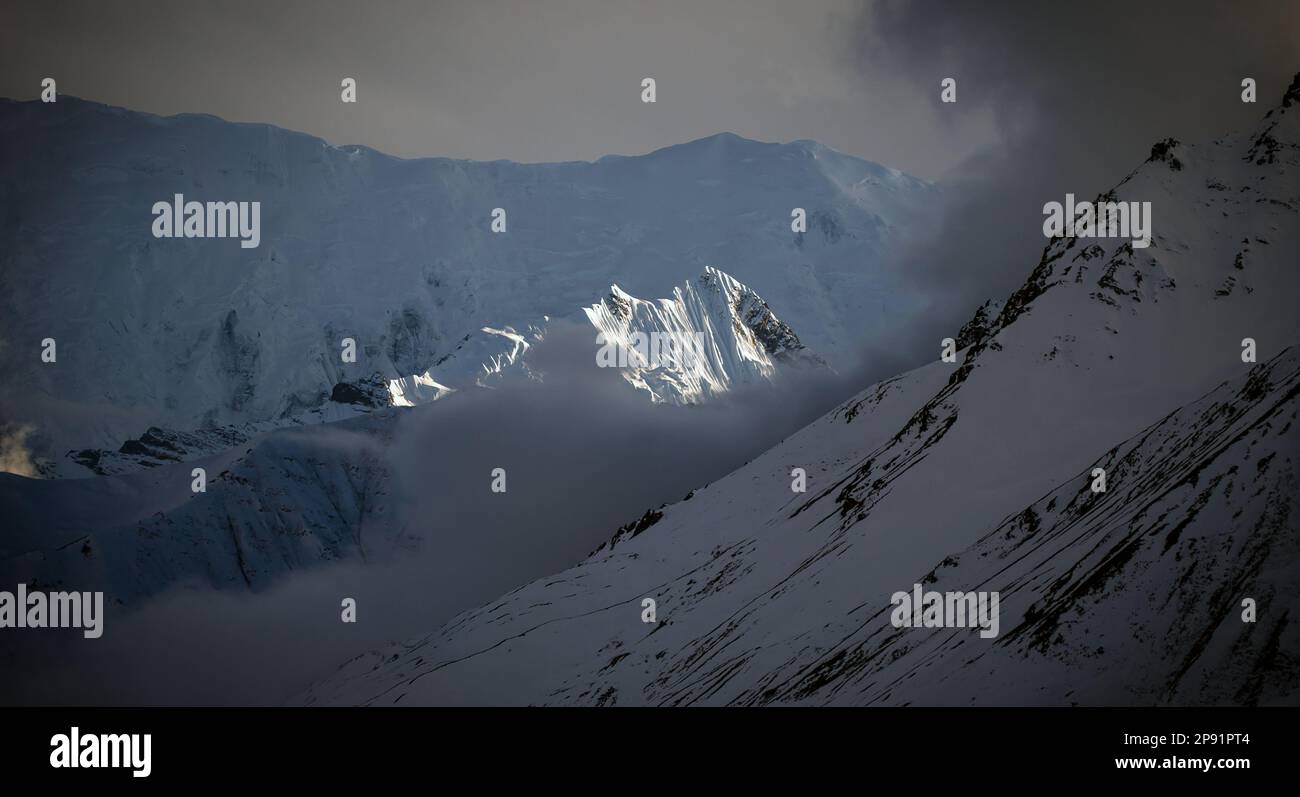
0, 319, 873, 705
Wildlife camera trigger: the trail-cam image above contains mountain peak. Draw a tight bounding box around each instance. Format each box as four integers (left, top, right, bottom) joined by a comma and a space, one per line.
584, 267, 826, 404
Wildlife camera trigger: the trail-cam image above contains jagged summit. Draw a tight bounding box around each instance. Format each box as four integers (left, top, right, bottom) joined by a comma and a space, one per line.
585, 267, 827, 404
53, 266, 822, 476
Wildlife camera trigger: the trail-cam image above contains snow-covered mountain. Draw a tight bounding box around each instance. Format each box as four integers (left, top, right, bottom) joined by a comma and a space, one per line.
0, 98, 933, 475
0, 398, 407, 605
299, 76, 1300, 706
381, 264, 829, 406
583, 267, 827, 404
0, 260, 827, 607
39, 264, 820, 476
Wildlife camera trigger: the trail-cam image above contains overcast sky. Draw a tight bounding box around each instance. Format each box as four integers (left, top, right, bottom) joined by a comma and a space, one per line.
0, 1, 973, 178
3, 1, 1297, 180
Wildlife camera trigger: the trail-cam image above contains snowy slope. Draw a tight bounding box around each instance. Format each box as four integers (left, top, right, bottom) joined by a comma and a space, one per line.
0, 99, 933, 472
299, 77, 1300, 706
304, 349, 1299, 706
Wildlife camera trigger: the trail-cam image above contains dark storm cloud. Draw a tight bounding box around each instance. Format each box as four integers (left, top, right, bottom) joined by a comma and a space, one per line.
851, 0, 1300, 352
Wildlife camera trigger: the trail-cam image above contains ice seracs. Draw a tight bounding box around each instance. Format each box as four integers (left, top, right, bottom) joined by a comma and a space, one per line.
584, 267, 828, 404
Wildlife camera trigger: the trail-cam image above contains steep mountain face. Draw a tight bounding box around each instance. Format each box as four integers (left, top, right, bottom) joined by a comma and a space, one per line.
299, 79, 1300, 706
0, 99, 933, 474
843, 354, 1300, 707
583, 267, 828, 404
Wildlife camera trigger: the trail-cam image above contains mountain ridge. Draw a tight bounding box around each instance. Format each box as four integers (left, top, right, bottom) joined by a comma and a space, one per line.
0, 96, 909, 171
